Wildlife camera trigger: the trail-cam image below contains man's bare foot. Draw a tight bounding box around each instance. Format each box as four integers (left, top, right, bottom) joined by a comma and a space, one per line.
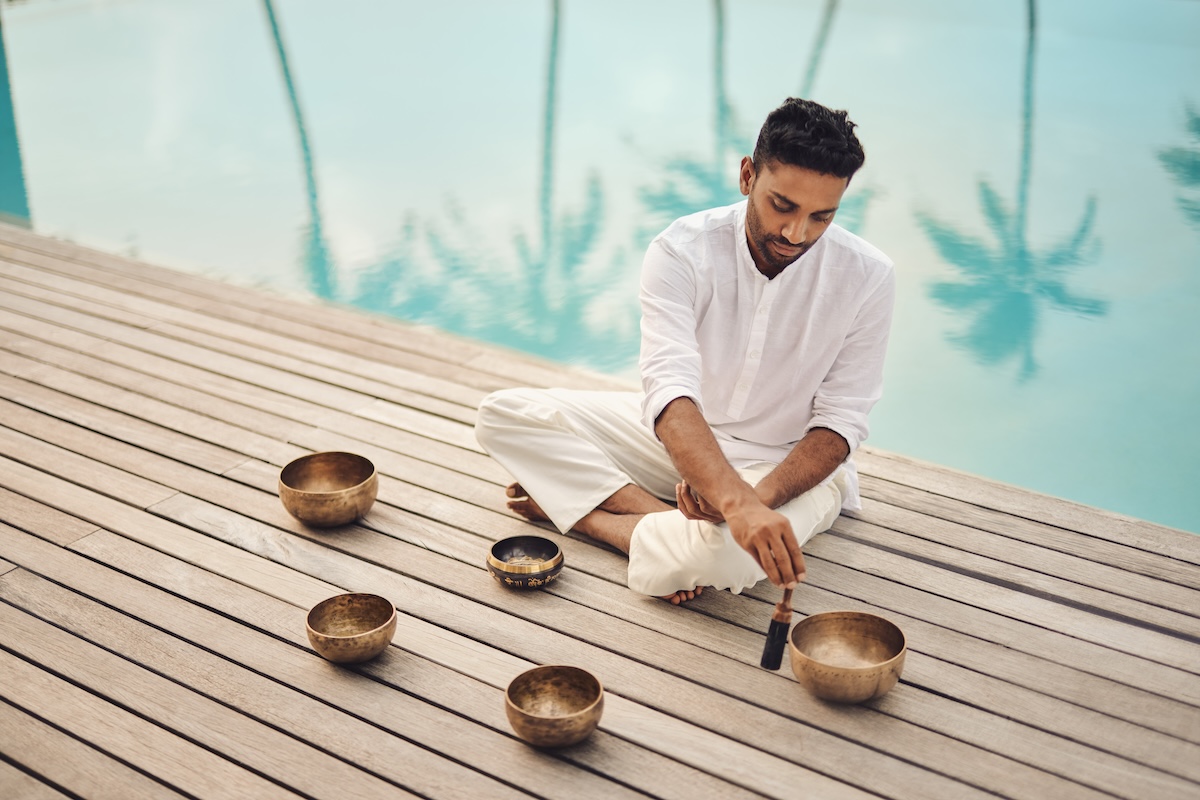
505, 483, 550, 522
661, 586, 704, 605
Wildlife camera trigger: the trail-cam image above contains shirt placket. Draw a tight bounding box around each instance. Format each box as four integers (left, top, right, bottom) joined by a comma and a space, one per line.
727, 279, 776, 418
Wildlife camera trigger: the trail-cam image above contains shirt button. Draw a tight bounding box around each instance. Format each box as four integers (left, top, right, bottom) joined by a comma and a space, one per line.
750, 350, 761, 359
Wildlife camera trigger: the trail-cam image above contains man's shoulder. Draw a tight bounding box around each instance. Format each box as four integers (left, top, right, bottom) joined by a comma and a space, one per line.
656, 201, 744, 249
819, 224, 894, 274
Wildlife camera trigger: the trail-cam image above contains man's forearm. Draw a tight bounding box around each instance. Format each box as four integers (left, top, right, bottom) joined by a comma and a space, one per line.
653, 397, 759, 515
755, 427, 849, 508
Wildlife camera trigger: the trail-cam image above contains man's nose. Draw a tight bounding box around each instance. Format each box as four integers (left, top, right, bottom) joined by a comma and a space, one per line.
781, 217, 807, 245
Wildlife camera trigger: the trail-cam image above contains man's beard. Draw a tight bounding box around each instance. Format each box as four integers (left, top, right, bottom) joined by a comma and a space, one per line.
747, 204, 810, 274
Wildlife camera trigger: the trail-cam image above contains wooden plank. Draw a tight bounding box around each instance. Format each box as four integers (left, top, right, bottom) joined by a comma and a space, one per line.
0, 345, 503, 487
805, 532, 1200, 674
858, 474, 1200, 591
835, 512, 1200, 636
0, 485, 99, 545
0, 289, 381, 416
0, 558, 14, 575
768, 575, 1200, 745
0, 306, 320, 441
0, 598, 425, 800
0, 457, 343, 604
0, 757, 71, 800
0, 226, 633, 392
0, 374, 248, 474
795, 551, 1200, 707
1, 562, 772, 800
0, 233, 599, 393
0, 697, 184, 800
0, 349, 302, 466
0, 424, 176, 510
0, 649, 297, 799
0, 301, 492, 466
0, 259, 487, 415
857, 448, 1200, 563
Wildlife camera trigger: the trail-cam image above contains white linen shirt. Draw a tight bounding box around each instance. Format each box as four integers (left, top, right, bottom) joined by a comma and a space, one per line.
638, 200, 895, 510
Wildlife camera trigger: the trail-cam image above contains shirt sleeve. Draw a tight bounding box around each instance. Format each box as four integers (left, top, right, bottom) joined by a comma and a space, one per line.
805, 262, 896, 453
638, 236, 704, 433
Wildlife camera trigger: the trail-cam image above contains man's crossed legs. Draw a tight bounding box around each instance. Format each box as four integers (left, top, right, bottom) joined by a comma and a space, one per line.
475, 388, 842, 603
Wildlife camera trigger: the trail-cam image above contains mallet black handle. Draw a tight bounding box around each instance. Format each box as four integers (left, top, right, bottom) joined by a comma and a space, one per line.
759, 588, 793, 670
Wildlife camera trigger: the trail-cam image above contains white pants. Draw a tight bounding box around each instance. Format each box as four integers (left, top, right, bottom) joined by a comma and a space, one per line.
475, 388, 844, 596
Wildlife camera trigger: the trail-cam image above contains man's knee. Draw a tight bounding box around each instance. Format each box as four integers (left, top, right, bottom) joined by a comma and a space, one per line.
475, 387, 557, 452
476, 388, 523, 449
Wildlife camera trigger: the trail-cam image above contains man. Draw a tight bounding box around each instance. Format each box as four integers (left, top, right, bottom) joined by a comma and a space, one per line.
475, 98, 894, 604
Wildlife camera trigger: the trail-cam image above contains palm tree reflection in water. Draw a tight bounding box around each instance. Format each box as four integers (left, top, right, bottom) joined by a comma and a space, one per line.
323, 1, 876, 373
917, 0, 1107, 381
264, 0, 334, 300
1158, 106, 1200, 231
353, 0, 628, 371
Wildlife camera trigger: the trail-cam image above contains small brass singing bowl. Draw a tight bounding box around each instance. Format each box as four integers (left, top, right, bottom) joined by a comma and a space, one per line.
789, 611, 907, 704
505, 665, 604, 748
306, 593, 397, 664
279, 451, 378, 527
486, 535, 563, 589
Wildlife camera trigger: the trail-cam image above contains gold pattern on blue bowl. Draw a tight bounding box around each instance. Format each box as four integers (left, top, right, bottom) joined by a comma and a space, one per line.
487, 535, 564, 589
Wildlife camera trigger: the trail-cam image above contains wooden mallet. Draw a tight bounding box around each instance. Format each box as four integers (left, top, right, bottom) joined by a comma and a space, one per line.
759, 586, 793, 670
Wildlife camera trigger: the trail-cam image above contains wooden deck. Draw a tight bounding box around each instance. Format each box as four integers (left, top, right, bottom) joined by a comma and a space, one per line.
0, 220, 1197, 800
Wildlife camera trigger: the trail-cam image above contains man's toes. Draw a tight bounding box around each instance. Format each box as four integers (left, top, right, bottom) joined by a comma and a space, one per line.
506, 483, 526, 499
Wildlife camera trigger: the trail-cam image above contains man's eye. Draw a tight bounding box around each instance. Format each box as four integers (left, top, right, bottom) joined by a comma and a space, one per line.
813, 214, 833, 224
773, 202, 793, 213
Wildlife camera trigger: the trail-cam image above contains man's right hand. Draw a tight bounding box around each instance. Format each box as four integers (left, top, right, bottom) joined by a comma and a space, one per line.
678, 479, 806, 588
725, 501, 806, 588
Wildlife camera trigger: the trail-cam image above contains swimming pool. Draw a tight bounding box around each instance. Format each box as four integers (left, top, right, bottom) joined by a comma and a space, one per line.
3, 0, 1198, 534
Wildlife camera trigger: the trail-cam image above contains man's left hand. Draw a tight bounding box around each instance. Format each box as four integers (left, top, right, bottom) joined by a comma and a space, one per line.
676, 480, 724, 522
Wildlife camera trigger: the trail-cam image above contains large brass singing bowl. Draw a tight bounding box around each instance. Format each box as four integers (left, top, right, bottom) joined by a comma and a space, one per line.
306, 593, 397, 664
505, 665, 604, 748
789, 611, 906, 704
279, 451, 378, 527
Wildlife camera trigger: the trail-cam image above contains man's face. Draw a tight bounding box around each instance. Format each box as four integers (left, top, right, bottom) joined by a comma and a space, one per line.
740, 157, 849, 278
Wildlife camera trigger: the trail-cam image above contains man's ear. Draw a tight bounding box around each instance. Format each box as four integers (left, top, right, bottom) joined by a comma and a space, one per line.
738, 156, 755, 197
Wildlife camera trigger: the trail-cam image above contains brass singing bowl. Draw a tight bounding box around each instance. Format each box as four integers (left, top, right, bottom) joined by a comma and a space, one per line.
505, 665, 604, 748
486, 535, 564, 589
279, 451, 378, 527
789, 611, 906, 704
306, 593, 396, 664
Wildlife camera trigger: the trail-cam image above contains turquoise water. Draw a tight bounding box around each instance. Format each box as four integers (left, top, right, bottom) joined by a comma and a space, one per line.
2, 0, 1198, 533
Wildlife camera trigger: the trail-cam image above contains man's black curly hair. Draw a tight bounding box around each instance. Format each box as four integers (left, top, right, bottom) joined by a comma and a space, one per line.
752, 97, 865, 180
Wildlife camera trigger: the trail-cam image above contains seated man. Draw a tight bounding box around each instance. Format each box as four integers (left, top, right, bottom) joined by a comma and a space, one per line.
475, 97, 895, 603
